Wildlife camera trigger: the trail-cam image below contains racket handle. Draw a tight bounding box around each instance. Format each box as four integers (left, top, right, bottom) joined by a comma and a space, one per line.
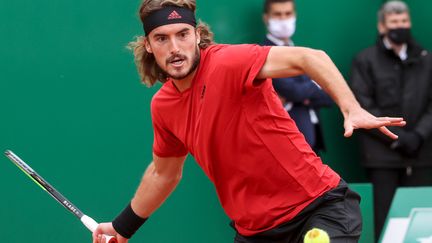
81, 215, 118, 243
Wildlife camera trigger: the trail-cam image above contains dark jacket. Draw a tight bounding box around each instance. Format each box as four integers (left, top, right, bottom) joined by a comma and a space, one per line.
262, 37, 333, 152
350, 37, 432, 168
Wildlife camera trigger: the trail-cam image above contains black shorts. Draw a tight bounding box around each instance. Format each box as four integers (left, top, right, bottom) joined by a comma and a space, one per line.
232, 180, 363, 243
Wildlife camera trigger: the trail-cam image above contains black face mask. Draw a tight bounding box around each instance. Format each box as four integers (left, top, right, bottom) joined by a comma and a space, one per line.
387, 28, 411, 44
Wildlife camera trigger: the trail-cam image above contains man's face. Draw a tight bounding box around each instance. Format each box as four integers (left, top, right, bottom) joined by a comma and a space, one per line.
379, 12, 411, 34
145, 23, 200, 80
264, 1, 296, 23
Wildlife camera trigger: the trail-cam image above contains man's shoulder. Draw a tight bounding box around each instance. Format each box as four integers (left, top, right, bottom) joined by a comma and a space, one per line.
150, 88, 163, 109
201, 44, 270, 68
150, 84, 173, 108
150, 87, 175, 121
204, 43, 268, 54
199, 44, 228, 63
202, 44, 228, 54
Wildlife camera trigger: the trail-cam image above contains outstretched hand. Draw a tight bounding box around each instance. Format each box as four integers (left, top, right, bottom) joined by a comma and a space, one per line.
343, 106, 406, 139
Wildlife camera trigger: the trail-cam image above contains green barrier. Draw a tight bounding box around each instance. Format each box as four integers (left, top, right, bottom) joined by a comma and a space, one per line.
380, 187, 432, 243
2, 0, 432, 242
405, 209, 432, 243
350, 183, 375, 243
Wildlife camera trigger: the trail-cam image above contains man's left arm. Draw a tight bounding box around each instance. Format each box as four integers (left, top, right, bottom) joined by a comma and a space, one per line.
257, 46, 405, 139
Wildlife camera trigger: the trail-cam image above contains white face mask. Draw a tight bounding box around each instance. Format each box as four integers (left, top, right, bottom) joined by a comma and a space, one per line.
267, 17, 296, 39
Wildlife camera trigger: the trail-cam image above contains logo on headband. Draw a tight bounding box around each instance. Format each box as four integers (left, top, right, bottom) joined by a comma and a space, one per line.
143, 7, 196, 35
168, 10, 182, 20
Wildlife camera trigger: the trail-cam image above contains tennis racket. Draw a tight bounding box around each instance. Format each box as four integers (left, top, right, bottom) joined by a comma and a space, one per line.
4, 150, 117, 243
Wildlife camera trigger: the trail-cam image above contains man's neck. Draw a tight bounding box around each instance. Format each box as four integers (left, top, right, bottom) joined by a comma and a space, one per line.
172, 69, 197, 92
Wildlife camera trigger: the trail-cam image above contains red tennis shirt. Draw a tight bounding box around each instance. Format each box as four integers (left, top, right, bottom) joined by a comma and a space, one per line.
151, 44, 340, 236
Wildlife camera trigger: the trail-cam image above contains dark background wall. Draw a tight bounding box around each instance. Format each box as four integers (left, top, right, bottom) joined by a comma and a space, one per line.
1, 0, 431, 242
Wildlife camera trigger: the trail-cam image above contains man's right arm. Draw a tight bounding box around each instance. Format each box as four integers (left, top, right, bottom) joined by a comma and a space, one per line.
92, 154, 186, 243
131, 154, 186, 218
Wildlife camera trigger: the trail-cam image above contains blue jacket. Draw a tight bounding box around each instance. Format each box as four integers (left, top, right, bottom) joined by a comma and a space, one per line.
262, 37, 333, 151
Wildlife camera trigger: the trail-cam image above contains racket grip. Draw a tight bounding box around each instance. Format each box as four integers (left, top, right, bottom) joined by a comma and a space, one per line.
81, 215, 118, 243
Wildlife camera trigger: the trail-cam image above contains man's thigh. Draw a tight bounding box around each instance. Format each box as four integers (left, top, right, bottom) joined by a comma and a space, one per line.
302, 185, 363, 243
233, 181, 363, 243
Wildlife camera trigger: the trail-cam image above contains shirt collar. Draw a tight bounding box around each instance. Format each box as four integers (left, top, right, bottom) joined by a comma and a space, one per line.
383, 36, 408, 61
266, 33, 294, 46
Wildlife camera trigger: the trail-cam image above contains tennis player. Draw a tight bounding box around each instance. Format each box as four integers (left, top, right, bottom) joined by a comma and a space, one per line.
93, 0, 405, 242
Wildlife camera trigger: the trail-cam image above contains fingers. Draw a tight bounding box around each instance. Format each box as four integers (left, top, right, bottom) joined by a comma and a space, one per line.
379, 126, 398, 140
92, 234, 99, 243
93, 228, 101, 243
93, 234, 103, 243
390, 121, 406, 126
344, 125, 353, 138
376, 117, 404, 122
379, 120, 406, 126
94, 233, 116, 243
92, 223, 119, 243
376, 117, 406, 127
343, 109, 405, 138
344, 118, 403, 139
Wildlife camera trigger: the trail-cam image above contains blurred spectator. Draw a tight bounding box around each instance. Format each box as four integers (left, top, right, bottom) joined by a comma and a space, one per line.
350, 0, 432, 239
261, 0, 333, 154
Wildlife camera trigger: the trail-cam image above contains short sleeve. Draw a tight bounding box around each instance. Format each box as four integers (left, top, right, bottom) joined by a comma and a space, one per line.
215, 44, 271, 90
151, 101, 188, 158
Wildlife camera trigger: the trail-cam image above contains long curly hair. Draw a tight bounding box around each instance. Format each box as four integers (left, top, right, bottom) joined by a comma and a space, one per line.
128, 0, 214, 86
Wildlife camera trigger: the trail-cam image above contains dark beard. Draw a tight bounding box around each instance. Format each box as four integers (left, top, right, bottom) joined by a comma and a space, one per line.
163, 47, 200, 80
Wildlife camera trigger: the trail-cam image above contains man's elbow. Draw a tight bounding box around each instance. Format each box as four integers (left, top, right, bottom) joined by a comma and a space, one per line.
147, 162, 183, 186
299, 49, 332, 72
303, 48, 328, 61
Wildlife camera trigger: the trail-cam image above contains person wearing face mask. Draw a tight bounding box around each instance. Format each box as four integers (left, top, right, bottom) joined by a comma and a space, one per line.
350, 0, 432, 240
261, 0, 333, 154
